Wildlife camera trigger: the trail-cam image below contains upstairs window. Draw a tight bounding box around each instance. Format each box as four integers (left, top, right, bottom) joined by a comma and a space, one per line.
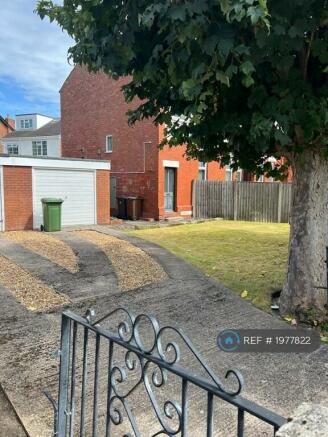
106, 135, 113, 153
7, 144, 19, 155
32, 140, 47, 156
198, 162, 206, 180
20, 119, 33, 129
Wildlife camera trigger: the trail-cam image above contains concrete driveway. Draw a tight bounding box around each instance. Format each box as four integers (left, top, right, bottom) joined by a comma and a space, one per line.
0, 227, 327, 436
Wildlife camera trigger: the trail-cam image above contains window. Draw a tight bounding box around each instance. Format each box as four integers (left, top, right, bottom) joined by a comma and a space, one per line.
7, 144, 19, 155
20, 119, 33, 129
198, 162, 207, 180
32, 140, 47, 156
106, 135, 113, 153
225, 165, 233, 181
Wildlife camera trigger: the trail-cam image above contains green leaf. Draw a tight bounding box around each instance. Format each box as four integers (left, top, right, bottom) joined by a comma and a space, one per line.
168, 5, 186, 21
242, 75, 255, 87
203, 35, 218, 55
247, 6, 264, 25
216, 70, 230, 86
240, 60, 255, 75
274, 129, 291, 146
288, 26, 301, 38
273, 24, 285, 35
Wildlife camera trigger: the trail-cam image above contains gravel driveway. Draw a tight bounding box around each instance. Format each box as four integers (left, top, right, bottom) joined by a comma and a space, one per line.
0, 226, 327, 436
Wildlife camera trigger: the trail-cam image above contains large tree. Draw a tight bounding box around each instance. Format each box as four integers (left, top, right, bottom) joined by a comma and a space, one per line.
38, 0, 328, 320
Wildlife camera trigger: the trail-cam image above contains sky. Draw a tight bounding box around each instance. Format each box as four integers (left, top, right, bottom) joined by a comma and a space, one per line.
0, 0, 72, 118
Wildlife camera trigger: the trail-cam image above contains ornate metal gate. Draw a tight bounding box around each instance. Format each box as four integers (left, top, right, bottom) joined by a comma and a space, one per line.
48, 308, 286, 436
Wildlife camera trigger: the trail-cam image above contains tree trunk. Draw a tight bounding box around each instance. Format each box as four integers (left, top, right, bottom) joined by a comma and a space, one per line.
279, 150, 328, 319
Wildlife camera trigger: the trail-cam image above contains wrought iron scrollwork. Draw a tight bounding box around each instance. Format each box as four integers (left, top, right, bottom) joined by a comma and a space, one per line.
93, 307, 244, 396
52, 307, 286, 437
87, 307, 244, 435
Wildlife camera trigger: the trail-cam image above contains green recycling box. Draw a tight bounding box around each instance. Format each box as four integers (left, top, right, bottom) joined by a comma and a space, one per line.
41, 198, 64, 232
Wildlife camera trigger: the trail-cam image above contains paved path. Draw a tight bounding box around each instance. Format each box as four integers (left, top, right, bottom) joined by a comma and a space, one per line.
0, 385, 27, 437
0, 227, 327, 436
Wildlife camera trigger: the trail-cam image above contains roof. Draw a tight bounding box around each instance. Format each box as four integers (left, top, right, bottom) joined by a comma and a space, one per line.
0, 154, 111, 170
3, 119, 61, 139
15, 113, 54, 117
0, 116, 15, 132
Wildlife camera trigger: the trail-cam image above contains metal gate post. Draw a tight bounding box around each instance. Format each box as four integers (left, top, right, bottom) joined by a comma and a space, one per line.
57, 314, 71, 436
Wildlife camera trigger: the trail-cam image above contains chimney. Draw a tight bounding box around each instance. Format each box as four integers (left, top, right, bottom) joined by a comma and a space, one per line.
5, 115, 15, 132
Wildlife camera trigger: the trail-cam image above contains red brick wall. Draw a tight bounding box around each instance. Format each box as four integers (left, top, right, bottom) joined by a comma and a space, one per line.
60, 66, 159, 218
3, 166, 33, 231
96, 170, 111, 224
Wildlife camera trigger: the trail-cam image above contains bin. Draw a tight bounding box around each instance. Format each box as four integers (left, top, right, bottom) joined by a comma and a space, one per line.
41, 198, 63, 232
117, 197, 128, 219
116, 197, 143, 220
126, 197, 143, 220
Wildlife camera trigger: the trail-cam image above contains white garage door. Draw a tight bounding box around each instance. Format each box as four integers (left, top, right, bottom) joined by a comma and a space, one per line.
33, 168, 96, 228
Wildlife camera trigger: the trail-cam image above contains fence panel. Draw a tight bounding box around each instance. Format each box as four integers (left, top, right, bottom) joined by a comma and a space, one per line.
193, 181, 292, 223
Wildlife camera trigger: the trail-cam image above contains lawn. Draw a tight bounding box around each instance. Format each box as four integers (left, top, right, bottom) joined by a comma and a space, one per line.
130, 220, 290, 310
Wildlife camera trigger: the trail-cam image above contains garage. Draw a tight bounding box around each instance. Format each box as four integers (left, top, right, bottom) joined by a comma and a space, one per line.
0, 156, 111, 231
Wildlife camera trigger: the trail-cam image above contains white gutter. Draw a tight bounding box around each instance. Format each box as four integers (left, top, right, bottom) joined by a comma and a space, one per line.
0, 156, 111, 170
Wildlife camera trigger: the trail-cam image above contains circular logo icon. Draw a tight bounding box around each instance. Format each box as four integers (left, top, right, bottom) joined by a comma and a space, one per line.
217, 330, 240, 352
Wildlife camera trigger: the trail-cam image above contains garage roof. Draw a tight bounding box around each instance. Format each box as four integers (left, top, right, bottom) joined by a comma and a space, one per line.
0, 155, 111, 170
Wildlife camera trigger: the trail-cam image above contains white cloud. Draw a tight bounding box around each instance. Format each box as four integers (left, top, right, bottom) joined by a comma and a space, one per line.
0, 0, 72, 105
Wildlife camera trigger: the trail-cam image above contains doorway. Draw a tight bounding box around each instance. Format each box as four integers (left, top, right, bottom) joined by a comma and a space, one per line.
164, 167, 176, 212
110, 176, 117, 211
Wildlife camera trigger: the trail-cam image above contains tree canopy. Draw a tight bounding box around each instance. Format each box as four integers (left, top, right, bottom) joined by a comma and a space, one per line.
38, 0, 328, 176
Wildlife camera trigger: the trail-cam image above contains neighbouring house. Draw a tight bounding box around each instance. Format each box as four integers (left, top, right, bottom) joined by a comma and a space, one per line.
1, 113, 61, 157
60, 66, 239, 220
0, 155, 111, 231
0, 115, 15, 153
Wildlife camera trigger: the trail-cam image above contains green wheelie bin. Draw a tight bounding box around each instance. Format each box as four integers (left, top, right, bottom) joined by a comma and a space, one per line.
41, 198, 63, 232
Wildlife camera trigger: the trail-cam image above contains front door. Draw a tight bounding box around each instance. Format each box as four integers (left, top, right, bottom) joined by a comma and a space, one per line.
164, 167, 176, 211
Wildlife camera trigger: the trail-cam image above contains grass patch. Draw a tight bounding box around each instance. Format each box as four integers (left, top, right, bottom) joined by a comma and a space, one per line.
130, 220, 290, 310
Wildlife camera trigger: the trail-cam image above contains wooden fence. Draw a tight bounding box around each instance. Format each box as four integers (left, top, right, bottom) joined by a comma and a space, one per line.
192, 180, 292, 223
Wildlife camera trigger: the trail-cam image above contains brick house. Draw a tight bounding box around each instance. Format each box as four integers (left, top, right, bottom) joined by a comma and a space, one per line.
0, 115, 15, 153
60, 66, 231, 220
2, 114, 61, 157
